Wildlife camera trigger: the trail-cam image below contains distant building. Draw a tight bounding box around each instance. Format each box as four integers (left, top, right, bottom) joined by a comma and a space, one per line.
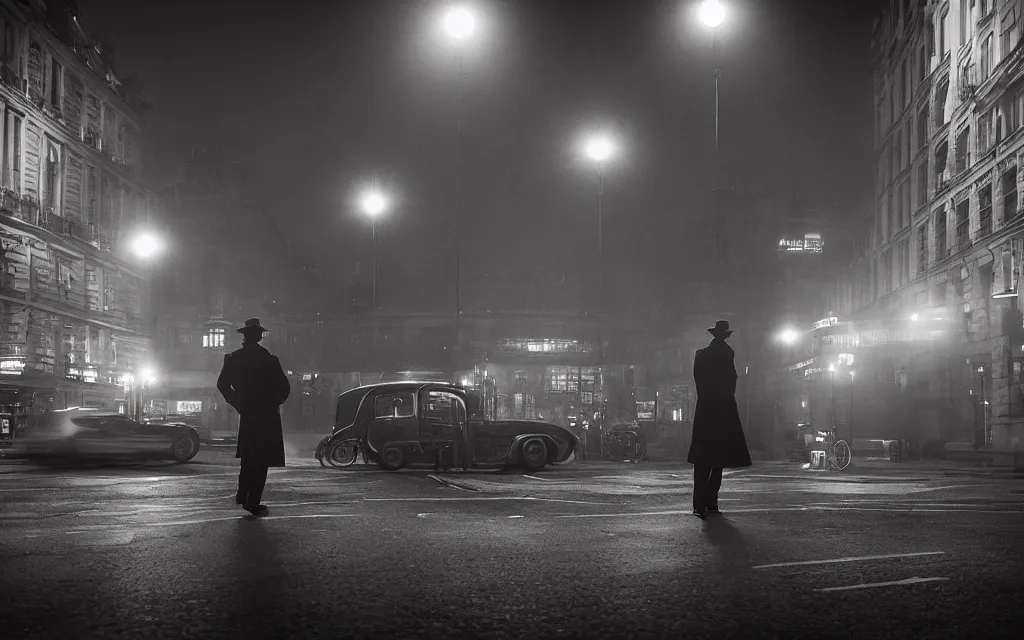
826, 0, 1024, 456
0, 0, 156, 432
147, 150, 310, 439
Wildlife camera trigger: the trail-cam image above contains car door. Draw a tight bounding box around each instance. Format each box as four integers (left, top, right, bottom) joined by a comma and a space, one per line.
94, 416, 150, 456
417, 390, 470, 466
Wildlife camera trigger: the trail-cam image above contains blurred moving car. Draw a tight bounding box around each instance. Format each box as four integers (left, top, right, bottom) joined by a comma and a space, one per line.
319, 381, 577, 472
15, 408, 201, 463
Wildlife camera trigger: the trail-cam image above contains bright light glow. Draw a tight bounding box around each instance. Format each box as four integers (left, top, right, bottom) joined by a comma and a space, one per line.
443, 5, 475, 40
360, 189, 388, 217
910, 313, 920, 322
584, 135, 615, 163
849, 370, 856, 379
460, 378, 470, 386
776, 327, 800, 345
140, 366, 158, 386
698, 0, 726, 28
129, 232, 165, 260
828, 364, 836, 373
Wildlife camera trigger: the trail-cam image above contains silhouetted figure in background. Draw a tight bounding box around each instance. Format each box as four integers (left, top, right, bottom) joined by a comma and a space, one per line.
688, 320, 752, 520
217, 318, 291, 517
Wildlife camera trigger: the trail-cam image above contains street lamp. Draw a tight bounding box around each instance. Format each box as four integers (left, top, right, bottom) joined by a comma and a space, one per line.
133, 365, 159, 422
582, 133, 616, 308
696, 0, 726, 268
128, 231, 166, 261
776, 326, 800, 346
359, 186, 389, 310
441, 4, 476, 364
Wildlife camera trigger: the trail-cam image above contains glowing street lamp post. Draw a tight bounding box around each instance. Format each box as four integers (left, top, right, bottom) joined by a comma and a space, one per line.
359, 187, 389, 311
583, 135, 615, 309
442, 5, 476, 363
128, 230, 166, 422
697, 0, 726, 267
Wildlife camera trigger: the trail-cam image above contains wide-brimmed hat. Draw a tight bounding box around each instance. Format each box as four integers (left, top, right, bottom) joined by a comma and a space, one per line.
237, 317, 268, 334
707, 320, 733, 336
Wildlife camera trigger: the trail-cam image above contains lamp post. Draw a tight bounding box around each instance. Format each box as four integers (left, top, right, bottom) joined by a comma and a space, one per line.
697, 0, 726, 268
582, 134, 616, 309
442, 5, 475, 363
359, 185, 389, 311
127, 230, 166, 422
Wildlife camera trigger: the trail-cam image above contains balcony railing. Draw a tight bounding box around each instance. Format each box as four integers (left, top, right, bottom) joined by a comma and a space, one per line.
0, 188, 24, 220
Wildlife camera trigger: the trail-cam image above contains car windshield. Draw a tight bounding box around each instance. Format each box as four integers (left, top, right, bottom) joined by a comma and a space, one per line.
335, 389, 366, 430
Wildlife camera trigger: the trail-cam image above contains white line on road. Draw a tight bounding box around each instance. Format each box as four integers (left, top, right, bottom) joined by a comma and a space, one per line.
556, 507, 809, 519
805, 506, 1024, 514
364, 496, 611, 505
508, 515, 524, 518
522, 475, 552, 481
813, 577, 951, 593
144, 513, 359, 527
752, 551, 945, 569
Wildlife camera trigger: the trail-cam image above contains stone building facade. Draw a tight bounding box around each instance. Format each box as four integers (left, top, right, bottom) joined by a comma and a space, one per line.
824, 0, 1024, 456
0, 0, 155, 435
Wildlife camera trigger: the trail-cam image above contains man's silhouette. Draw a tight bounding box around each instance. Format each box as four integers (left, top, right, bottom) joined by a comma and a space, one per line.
217, 318, 291, 517
688, 320, 752, 519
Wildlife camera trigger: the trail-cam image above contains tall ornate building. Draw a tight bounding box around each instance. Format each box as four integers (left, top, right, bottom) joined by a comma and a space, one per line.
0, 0, 156, 435
823, 0, 1024, 456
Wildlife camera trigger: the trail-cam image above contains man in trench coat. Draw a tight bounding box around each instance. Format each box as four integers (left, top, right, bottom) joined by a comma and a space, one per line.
217, 317, 291, 517
687, 320, 752, 519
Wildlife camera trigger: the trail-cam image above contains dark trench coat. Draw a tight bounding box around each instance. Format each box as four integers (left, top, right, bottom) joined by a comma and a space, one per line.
687, 338, 753, 469
216, 343, 291, 467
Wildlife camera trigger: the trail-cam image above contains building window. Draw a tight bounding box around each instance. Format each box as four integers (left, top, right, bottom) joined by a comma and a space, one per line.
936, 207, 948, 257
939, 7, 948, 58
934, 78, 949, 127
1002, 168, 1019, 223
202, 328, 226, 349
917, 222, 929, 271
917, 105, 928, 148
898, 238, 910, 286
955, 198, 971, 249
981, 34, 994, 80
954, 126, 970, 174
44, 142, 60, 210
894, 129, 903, 172
49, 57, 62, 110
917, 162, 929, 208
2, 111, 22, 192
903, 58, 911, 108
918, 44, 927, 82
1001, 2, 1020, 55
979, 184, 993, 237
978, 112, 992, 156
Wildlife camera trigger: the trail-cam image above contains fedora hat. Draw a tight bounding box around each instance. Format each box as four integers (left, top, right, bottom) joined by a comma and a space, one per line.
237, 317, 268, 334
707, 320, 734, 336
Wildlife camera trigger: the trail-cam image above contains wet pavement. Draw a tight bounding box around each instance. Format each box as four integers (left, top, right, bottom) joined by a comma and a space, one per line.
0, 455, 1022, 639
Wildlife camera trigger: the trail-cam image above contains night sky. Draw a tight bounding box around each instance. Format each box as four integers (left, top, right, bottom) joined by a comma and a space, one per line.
77, 0, 878, 311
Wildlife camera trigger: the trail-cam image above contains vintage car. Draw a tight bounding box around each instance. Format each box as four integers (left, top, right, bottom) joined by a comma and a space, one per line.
317, 382, 577, 472
14, 408, 201, 464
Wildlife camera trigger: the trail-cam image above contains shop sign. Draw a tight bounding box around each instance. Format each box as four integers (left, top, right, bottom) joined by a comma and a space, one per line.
788, 358, 814, 371
812, 316, 839, 330
176, 400, 202, 414
0, 357, 25, 375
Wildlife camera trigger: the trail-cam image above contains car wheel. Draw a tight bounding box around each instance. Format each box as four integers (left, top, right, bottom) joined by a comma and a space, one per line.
171, 436, 198, 463
518, 437, 549, 472
378, 446, 406, 471
326, 442, 359, 468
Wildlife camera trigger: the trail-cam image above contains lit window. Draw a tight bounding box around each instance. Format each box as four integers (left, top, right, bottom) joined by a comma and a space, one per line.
202, 328, 226, 349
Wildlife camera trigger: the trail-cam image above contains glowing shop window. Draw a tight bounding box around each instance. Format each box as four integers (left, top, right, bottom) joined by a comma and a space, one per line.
203, 329, 226, 348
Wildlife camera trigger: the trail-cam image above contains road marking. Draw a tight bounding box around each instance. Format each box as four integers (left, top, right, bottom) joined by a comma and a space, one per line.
556, 507, 809, 519
805, 506, 1023, 514
813, 577, 951, 592
144, 513, 358, 526
508, 515, 524, 519
522, 474, 552, 481
364, 496, 611, 505
752, 551, 945, 569
417, 513, 432, 518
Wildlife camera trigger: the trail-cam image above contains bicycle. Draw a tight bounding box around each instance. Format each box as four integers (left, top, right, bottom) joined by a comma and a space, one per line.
815, 429, 852, 471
